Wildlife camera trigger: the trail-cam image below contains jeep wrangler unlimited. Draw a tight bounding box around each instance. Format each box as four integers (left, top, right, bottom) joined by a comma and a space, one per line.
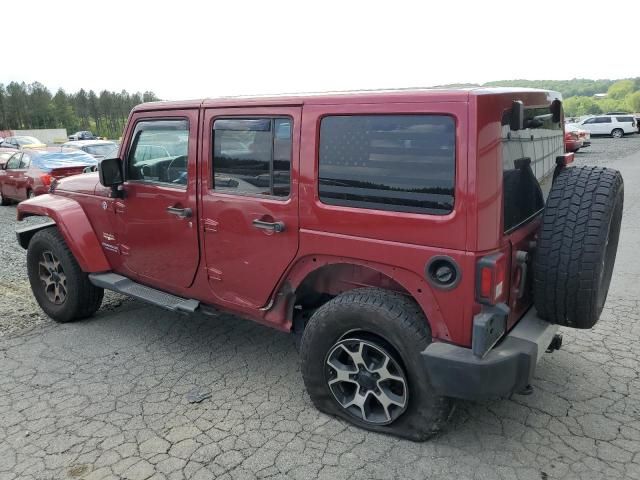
16, 89, 623, 441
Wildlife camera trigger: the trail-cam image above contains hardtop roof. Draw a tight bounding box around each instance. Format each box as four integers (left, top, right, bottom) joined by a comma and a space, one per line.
133, 87, 561, 112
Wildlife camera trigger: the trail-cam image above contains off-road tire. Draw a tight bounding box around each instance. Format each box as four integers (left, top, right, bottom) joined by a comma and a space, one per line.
27, 227, 104, 322
534, 166, 623, 328
300, 288, 452, 441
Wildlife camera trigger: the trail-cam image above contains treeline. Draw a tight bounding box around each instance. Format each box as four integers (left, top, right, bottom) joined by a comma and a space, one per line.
0, 82, 159, 139
485, 78, 640, 117
441, 78, 640, 117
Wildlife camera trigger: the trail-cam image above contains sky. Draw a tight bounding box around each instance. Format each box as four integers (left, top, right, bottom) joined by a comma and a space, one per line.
3, 0, 638, 100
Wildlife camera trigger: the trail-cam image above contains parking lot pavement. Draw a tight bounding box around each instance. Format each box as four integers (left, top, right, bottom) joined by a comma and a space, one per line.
1, 137, 639, 480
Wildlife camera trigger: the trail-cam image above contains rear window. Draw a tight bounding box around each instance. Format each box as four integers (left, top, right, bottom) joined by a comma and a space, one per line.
318, 115, 455, 214
502, 105, 563, 232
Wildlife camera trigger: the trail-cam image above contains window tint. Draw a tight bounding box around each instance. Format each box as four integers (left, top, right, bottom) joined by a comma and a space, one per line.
502, 105, 563, 232
616, 116, 634, 123
318, 115, 455, 214
127, 119, 189, 186
6, 153, 21, 169
595, 117, 611, 123
583, 118, 595, 124
212, 117, 291, 197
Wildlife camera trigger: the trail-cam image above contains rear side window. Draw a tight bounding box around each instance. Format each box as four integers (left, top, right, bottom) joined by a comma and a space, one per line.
616, 116, 634, 123
212, 118, 292, 198
318, 115, 455, 214
595, 117, 611, 123
502, 105, 563, 232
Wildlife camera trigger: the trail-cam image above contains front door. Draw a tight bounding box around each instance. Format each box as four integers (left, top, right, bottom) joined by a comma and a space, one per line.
115, 110, 200, 290
200, 106, 301, 309
15, 152, 31, 199
1, 153, 21, 199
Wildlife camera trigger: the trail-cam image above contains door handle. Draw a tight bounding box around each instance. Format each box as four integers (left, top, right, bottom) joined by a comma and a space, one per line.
252, 219, 285, 233
167, 206, 192, 218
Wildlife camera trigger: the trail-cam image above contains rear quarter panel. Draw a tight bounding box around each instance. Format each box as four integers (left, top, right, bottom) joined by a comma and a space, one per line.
298, 101, 475, 346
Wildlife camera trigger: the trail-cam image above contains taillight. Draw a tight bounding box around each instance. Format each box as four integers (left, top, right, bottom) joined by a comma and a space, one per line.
476, 252, 508, 305
40, 174, 52, 186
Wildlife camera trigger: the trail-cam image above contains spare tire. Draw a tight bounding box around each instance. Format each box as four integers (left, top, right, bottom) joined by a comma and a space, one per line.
533, 166, 623, 329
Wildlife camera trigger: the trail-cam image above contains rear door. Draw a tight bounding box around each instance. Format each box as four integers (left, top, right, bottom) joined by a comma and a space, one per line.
200, 106, 301, 309
594, 116, 612, 134
15, 153, 31, 199
114, 110, 200, 290
502, 103, 564, 326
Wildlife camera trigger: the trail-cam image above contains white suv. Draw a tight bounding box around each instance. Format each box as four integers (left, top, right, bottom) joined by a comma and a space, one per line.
577, 115, 637, 138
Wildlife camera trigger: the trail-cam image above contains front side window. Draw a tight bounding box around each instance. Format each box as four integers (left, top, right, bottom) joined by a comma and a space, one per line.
318, 115, 455, 214
6, 153, 21, 169
127, 119, 189, 187
212, 117, 292, 198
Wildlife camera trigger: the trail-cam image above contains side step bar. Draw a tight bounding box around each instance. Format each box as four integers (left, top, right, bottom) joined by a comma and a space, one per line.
89, 273, 200, 314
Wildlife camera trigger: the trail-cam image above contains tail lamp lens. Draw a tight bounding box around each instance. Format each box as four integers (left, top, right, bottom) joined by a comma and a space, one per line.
40, 174, 52, 186
476, 252, 508, 305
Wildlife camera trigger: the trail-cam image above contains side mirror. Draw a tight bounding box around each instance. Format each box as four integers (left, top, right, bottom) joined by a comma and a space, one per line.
550, 99, 562, 123
510, 100, 525, 131
98, 157, 123, 188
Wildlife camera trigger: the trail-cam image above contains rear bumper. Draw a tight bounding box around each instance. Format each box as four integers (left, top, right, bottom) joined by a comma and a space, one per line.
422, 308, 558, 401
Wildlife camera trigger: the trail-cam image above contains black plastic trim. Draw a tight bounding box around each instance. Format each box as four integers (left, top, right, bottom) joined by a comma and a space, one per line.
422, 307, 558, 401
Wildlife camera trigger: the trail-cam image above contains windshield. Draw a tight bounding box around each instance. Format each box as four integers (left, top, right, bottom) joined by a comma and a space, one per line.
84, 143, 117, 156
16, 136, 42, 145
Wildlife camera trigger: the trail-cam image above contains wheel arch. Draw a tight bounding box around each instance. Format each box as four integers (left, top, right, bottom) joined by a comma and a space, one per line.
17, 194, 111, 272
264, 255, 451, 341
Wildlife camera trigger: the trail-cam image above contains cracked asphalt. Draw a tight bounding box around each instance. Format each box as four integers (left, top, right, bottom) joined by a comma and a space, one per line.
1, 136, 640, 479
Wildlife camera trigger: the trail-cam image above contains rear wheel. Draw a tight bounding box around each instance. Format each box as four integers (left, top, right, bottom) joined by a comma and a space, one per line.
300, 288, 452, 441
611, 128, 624, 138
27, 227, 104, 322
534, 166, 623, 328
0, 190, 10, 206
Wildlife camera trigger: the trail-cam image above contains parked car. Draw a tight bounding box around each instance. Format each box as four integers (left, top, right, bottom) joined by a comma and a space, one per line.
577, 115, 637, 138
61, 140, 119, 160
0, 148, 96, 205
565, 124, 590, 151
0, 147, 19, 168
15, 89, 623, 441
68, 131, 97, 141
0, 135, 47, 149
636, 116, 640, 133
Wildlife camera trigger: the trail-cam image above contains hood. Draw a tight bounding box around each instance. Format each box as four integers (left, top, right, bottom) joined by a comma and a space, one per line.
53, 172, 108, 196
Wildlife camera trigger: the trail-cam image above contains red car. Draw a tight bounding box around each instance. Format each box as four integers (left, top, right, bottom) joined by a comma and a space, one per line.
0, 148, 96, 205
564, 127, 583, 153
15, 89, 623, 441
0, 147, 18, 168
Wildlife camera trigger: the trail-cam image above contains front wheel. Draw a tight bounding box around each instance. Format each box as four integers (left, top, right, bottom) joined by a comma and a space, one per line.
300, 288, 452, 441
27, 227, 104, 322
611, 128, 624, 138
0, 190, 10, 206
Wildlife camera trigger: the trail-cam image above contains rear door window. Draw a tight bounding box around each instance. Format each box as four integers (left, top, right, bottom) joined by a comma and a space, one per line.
212, 117, 292, 198
318, 115, 455, 214
595, 117, 611, 123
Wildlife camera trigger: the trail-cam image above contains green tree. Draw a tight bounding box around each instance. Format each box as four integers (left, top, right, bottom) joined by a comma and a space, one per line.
607, 80, 635, 100
629, 91, 640, 113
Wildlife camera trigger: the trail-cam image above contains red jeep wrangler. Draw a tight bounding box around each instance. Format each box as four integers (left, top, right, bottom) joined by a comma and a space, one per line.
16, 89, 623, 440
